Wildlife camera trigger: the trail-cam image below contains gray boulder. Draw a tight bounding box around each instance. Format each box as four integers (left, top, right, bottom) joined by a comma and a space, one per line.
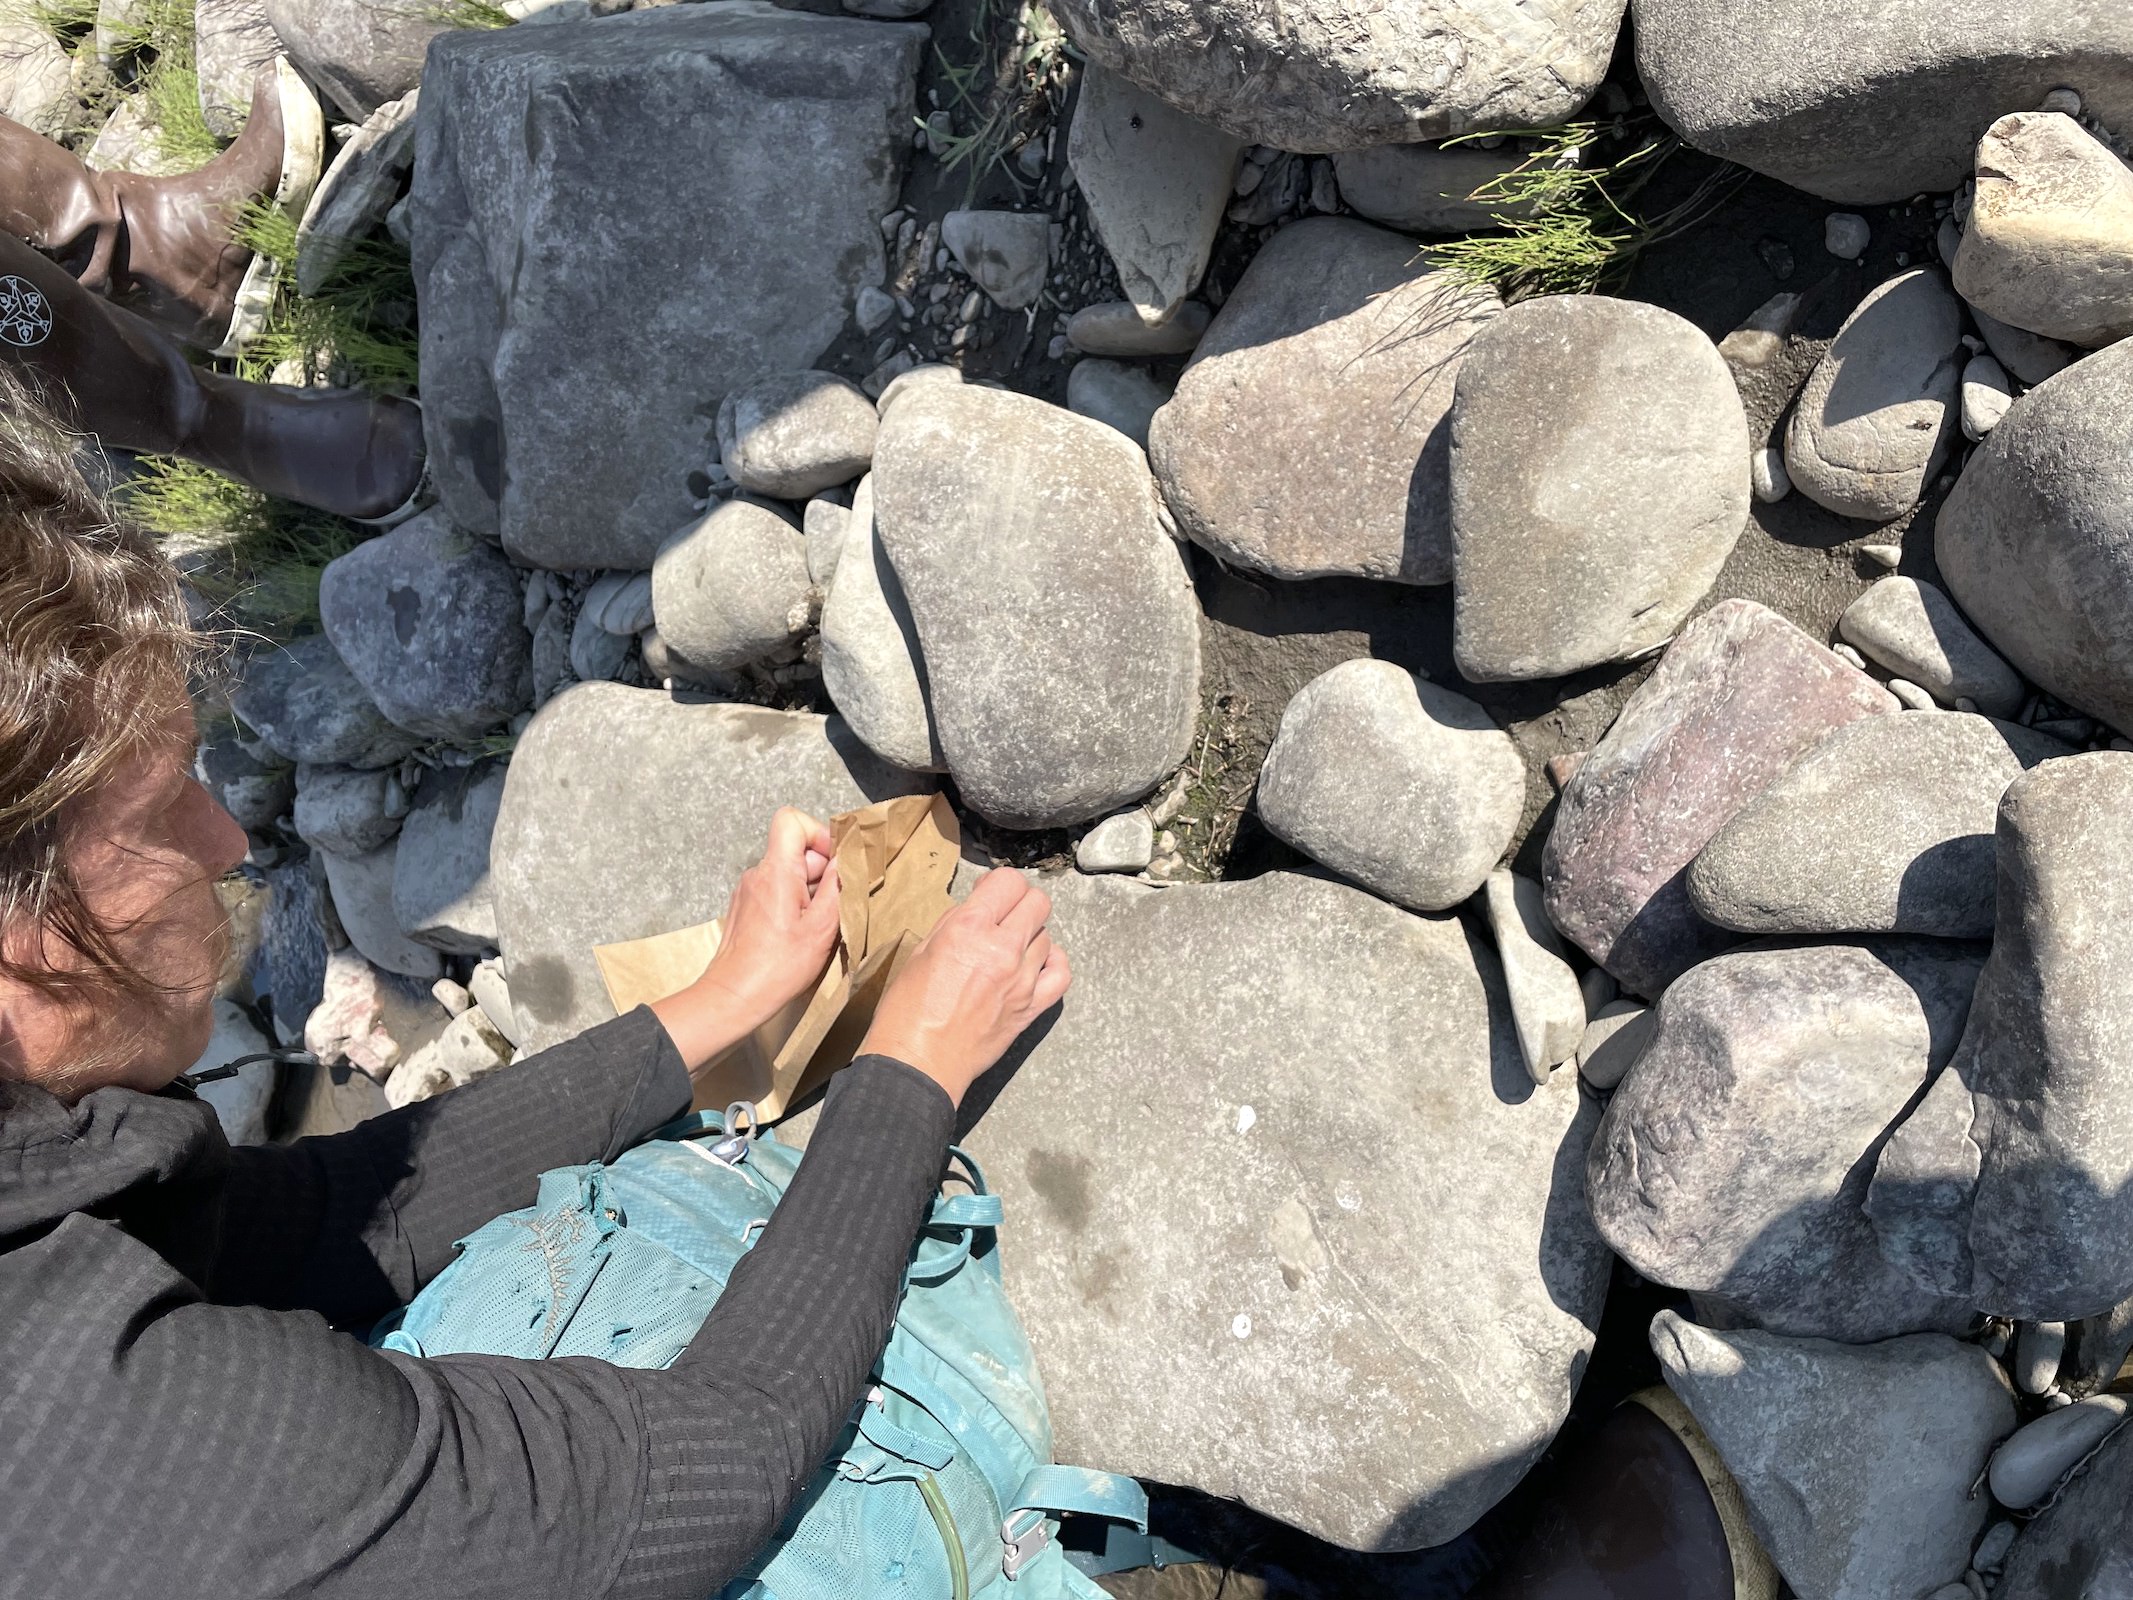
1687, 714, 2063, 939
1067, 63, 1239, 323
1543, 600, 1898, 998
940, 209, 1050, 310
194, 0, 281, 137
320, 839, 444, 980
716, 370, 878, 500
1256, 659, 1524, 913
1784, 269, 1964, 523
1591, 939, 1984, 1342
1996, 1417, 2133, 1594
1631, 0, 2133, 203
1651, 1313, 2016, 1600
1953, 112, 2133, 349
963, 869, 1610, 1551
292, 764, 403, 856
1149, 218, 1499, 585
1331, 143, 1533, 235
318, 509, 532, 741
818, 475, 944, 773
231, 634, 423, 770
1449, 294, 1750, 681
1047, 0, 1621, 152
262, 0, 445, 119
1837, 575, 2025, 717
391, 761, 505, 953
650, 499, 813, 672
197, 725, 293, 831
1935, 327, 2133, 735
873, 384, 1199, 829
411, 4, 921, 568
489, 682, 926, 1049
1870, 754, 2133, 1322
1066, 299, 1210, 358
1973, 305, 2077, 388
1064, 359, 1169, 448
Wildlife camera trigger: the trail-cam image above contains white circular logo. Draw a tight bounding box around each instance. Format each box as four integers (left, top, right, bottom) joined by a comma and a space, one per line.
0, 276, 53, 348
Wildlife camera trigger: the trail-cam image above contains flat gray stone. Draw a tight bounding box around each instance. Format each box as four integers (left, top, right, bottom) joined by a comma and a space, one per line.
1652, 1313, 2016, 1600
296, 89, 419, 297
411, 5, 921, 567
1990, 1395, 2131, 1509
1449, 294, 1750, 681
1592, 939, 1984, 1342
1935, 321, 2133, 736
1972, 305, 2077, 387
292, 764, 402, 856
650, 499, 813, 672
1065, 299, 1210, 358
198, 724, 293, 831
1149, 217, 1499, 585
321, 839, 444, 980
873, 384, 1200, 829
1784, 269, 1964, 523
1575, 999, 1651, 1091
1074, 809, 1154, 873
1065, 359, 1169, 448
1331, 143, 1533, 234
263, 0, 446, 119
319, 508, 533, 741
391, 761, 505, 953
1631, 0, 2133, 203
716, 370, 878, 500
1953, 112, 2133, 350
941, 209, 1050, 310
1256, 658, 1524, 914
1837, 575, 2025, 717
1048, 0, 1621, 152
1067, 63, 1239, 322
231, 634, 423, 770
819, 474, 943, 773
1687, 713, 2063, 939
1870, 754, 2133, 1322
581, 570, 654, 637
1484, 869, 1585, 1083
490, 682, 926, 1049
194, 0, 280, 137
962, 869, 1610, 1551
1996, 1415, 2133, 1593
1543, 600, 1898, 999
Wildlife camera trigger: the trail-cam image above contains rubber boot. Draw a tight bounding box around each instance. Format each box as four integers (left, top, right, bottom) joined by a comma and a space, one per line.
0, 230, 424, 522
1473, 1390, 1781, 1600
0, 60, 322, 352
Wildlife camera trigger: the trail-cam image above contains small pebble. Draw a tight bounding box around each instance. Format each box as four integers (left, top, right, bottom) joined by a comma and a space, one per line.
1156, 829, 1177, 854
431, 978, 472, 1017
854, 285, 896, 335
1075, 809, 1155, 874
1751, 444, 1791, 503
1888, 678, 1940, 712
1972, 1520, 2017, 1575
1955, 696, 1980, 713
2017, 1319, 2068, 1394
1544, 751, 1587, 791
1962, 354, 2014, 440
2040, 86, 2083, 116
1831, 642, 1869, 670
1825, 212, 1871, 259
1860, 542, 1903, 569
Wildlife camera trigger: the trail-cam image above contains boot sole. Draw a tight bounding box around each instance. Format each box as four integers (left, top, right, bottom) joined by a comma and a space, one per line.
214, 59, 325, 359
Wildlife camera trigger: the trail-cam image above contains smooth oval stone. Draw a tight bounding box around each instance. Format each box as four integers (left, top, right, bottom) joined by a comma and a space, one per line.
1837, 575, 2025, 717
1988, 1395, 2131, 1508
651, 499, 814, 672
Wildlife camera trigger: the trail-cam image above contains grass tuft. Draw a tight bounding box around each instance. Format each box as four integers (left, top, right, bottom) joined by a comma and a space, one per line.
425, 0, 516, 27
923, 0, 1072, 207
233, 201, 423, 392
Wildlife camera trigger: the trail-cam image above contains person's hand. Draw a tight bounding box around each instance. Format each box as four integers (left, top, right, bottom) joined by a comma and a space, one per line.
652, 808, 841, 1071
859, 867, 1071, 1107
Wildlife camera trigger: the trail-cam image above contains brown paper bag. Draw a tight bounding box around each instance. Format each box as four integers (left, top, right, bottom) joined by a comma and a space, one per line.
593, 793, 960, 1118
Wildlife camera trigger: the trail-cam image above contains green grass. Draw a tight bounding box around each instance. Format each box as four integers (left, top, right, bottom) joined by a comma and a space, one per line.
425, 0, 515, 26
923, 0, 1072, 206
234, 202, 423, 392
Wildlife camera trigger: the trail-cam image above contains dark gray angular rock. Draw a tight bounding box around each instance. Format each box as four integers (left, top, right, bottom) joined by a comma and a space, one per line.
230, 633, 423, 770
1995, 1412, 2133, 1591
1543, 600, 1898, 999
1870, 754, 2133, 1322
819, 475, 944, 773
318, 509, 532, 741
1590, 938, 1984, 1341
1836, 575, 2025, 717
263, 0, 446, 119
1449, 294, 1751, 681
1255, 658, 1524, 913
716, 370, 878, 500
650, 499, 813, 672
410, 4, 921, 568
391, 761, 504, 954
1047, 0, 1623, 153
292, 764, 402, 856
1148, 218, 1499, 586
256, 854, 328, 1036
1934, 336, 2133, 736
1783, 269, 1964, 523
321, 839, 443, 980
197, 723, 293, 831
490, 682, 927, 1050
961, 869, 1610, 1551
1687, 714, 2065, 939
1651, 1313, 2017, 1600
873, 384, 1200, 829
1631, 0, 2133, 203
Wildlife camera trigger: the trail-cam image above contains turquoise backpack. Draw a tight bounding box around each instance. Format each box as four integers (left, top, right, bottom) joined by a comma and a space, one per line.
372, 1104, 1151, 1600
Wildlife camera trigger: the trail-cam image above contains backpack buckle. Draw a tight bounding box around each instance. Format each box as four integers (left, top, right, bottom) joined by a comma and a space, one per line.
1000, 1509, 1049, 1580
707, 1101, 760, 1164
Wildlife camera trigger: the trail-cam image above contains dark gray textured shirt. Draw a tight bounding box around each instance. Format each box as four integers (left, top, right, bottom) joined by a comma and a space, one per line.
0, 1006, 955, 1599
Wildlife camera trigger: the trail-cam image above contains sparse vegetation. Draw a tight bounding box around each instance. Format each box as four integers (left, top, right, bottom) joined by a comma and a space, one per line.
921, 0, 1073, 206
233, 202, 423, 392
1165, 690, 1258, 880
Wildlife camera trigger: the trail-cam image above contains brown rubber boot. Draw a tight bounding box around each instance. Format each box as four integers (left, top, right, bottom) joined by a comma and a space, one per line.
0, 230, 423, 521
0, 60, 322, 352
1473, 1390, 1781, 1600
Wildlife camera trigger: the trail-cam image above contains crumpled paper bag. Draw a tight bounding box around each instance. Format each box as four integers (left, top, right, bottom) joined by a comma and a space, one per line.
594, 793, 959, 1118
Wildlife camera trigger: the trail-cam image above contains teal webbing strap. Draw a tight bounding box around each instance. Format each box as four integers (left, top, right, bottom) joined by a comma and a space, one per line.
1008, 1465, 1149, 1531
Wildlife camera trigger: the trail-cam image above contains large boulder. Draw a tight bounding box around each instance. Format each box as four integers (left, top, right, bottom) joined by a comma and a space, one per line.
1935, 333, 2133, 736
410, 4, 922, 568
1589, 938, 1984, 1342
872, 384, 1200, 829
1254, 658, 1524, 913
819, 475, 944, 773
1542, 600, 1898, 998
489, 682, 926, 1049
230, 634, 423, 770
1148, 218, 1499, 586
650, 499, 814, 672
1686, 713, 2064, 939
318, 508, 533, 741
1631, 0, 2133, 203
1045, 0, 1623, 152
1996, 1419, 2133, 1594
1870, 754, 2133, 1322
1448, 294, 1750, 681
1651, 1314, 2017, 1600
262, 0, 446, 120
962, 870, 1610, 1551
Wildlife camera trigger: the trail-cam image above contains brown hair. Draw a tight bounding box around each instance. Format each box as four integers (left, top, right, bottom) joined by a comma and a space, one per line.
0, 367, 202, 1007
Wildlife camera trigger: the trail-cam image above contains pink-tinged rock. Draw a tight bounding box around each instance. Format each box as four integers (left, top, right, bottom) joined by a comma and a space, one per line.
1541, 599, 1899, 997
303, 946, 450, 1081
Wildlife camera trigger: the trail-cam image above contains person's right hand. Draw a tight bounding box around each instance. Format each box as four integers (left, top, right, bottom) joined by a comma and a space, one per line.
860, 867, 1071, 1106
